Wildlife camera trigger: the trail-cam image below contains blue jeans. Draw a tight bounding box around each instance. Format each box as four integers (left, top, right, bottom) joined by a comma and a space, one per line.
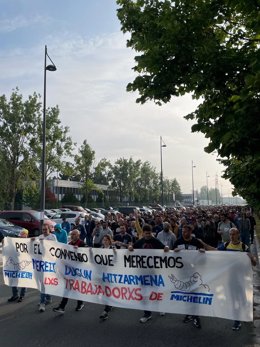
12, 287, 26, 297
40, 293, 51, 304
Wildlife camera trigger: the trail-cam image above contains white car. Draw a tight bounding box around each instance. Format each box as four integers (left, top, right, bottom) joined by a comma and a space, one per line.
90, 210, 105, 220
50, 211, 87, 229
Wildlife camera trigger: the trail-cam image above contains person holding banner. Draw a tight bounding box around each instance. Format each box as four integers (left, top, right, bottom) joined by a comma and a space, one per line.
92, 220, 113, 248
114, 225, 132, 249
99, 234, 116, 320
36, 223, 57, 312
7, 228, 29, 303
53, 229, 85, 314
173, 224, 209, 329
128, 224, 169, 323
218, 227, 256, 331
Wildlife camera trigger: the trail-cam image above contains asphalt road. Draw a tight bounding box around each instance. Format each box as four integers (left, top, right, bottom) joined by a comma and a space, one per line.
0, 254, 258, 347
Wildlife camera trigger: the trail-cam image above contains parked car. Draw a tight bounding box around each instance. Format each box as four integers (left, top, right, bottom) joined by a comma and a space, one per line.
0, 218, 25, 239
0, 210, 55, 237
44, 209, 56, 218
97, 208, 109, 215
117, 206, 140, 216
50, 211, 87, 229
148, 204, 165, 212
61, 205, 86, 212
90, 210, 105, 220
51, 208, 63, 214
139, 206, 153, 214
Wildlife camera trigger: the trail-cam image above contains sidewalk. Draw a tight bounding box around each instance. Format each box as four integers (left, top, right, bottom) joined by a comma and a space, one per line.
251, 235, 260, 345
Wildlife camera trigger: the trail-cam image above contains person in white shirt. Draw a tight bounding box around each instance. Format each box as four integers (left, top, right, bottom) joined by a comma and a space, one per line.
157, 222, 176, 250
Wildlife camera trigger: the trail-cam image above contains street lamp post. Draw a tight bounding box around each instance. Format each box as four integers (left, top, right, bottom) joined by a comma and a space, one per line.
160, 136, 166, 206
215, 174, 218, 205
191, 160, 196, 206
40, 45, 57, 228
206, 172, 210, 206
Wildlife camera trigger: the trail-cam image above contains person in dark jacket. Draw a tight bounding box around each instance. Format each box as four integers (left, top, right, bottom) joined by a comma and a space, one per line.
75, 217, 86, 242
128, 224, 169, 323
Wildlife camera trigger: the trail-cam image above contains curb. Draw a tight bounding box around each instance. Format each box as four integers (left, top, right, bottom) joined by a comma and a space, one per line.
252, 233, 260, 345
254, 234, 260, 263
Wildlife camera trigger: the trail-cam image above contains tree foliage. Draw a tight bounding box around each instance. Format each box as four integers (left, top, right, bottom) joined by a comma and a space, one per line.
109, 157, 181, 204
61, 192, 80, 204
117, 0, 260, 209
74, 140, 96, 203
0, 88, 41, 208
36, 105, 74, 177
92, 158, 112, 185
74, 140, 95, 181
0, 88, 75, 209
199, 185, 221, 204
222, 156, 260, 207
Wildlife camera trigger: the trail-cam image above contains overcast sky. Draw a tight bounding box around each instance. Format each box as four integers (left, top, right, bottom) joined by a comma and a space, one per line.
0, 0, 234, 197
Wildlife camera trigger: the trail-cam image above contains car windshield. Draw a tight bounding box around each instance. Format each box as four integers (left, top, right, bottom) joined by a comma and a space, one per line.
0, 218, 15, 227
52, 213, 62, 218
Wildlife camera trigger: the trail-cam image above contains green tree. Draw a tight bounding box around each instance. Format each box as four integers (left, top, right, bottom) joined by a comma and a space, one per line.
222, 157, 260, 209
135, 161, 159, 203
0, 88, 41, 209
109, 157, 181, 205
59, 161, 77, 180
199, 186, 209, 201
163, 178, 182, 205
117, 0, 260, 208
209, 188, 221, 205
35, 105, 74, 178
0, 149, 10, 208
0, 88, 75, 209
127, 158, 142, 202
111, 158, 145, 203
169, 178, 182, 202
22, 181, 40, 209
81, 178, 99, 205
74, 140, 95, 204
92, 158, 112, 185
110, 158, 132, 203
61, 192, 80, 204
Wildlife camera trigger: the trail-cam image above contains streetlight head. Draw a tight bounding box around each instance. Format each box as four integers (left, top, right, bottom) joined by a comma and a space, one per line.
46, 64, 57, 72
162, 144, 167, 148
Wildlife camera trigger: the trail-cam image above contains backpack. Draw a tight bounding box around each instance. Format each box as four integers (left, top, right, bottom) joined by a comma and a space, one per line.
224, 241, 246, 252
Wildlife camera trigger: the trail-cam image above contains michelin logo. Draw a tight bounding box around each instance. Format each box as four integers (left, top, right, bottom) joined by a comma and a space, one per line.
4, 257, 32, 279
169, 272, 213, 305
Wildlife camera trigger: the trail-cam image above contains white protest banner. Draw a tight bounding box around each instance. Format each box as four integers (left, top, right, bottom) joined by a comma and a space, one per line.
2, 238, 253, 321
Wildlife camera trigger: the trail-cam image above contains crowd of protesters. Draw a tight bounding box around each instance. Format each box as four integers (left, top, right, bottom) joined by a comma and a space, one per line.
5, 204, 257, 331
70, 205, 256, 249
